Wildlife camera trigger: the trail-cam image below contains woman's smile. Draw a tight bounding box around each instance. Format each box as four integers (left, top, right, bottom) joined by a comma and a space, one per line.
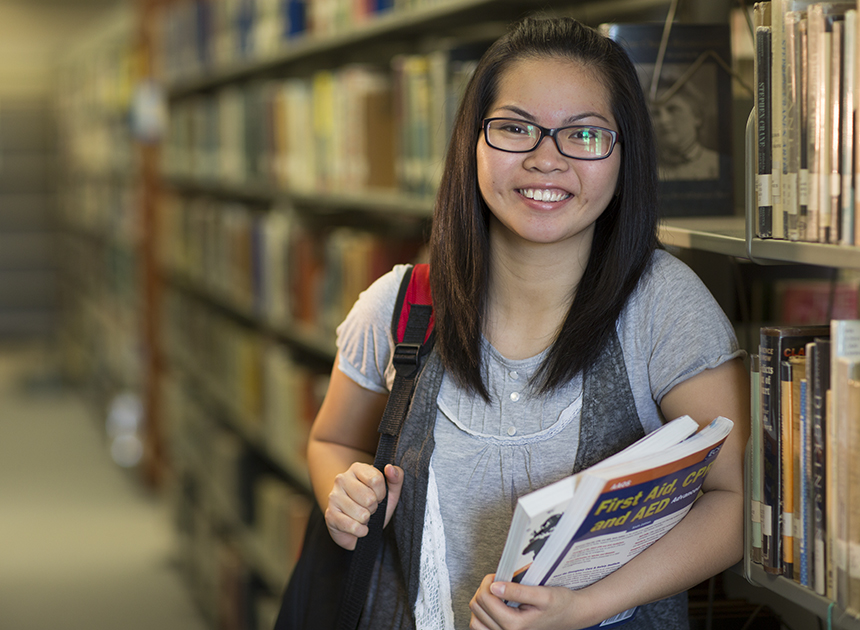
518, 188, 572, 203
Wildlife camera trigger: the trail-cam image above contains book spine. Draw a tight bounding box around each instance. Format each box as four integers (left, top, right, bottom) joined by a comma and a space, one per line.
780, 359, 795, 580
813, 337, 831, 596
757, 25, 774, 238
830, 321, 860, 608
759, 334, 782, 573
771, 0, 785, 240
841, 10, 856, 246
846, 371, 860, 614
799, 374, 810, 586
807, 5, 824, 242
828, 18, 843, 245
751, 354, 763, 564
790, 354, 806, 584
856, 5, 860, 248
785, 11, 801, 241
819, 17, 834, 243
799, 15, 810, 241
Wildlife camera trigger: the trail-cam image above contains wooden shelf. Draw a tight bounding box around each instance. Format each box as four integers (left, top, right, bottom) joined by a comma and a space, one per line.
743, 565, 860, 630
165, 176, 435, 218
660, 216, 860, 270
659, 216, 748, 259
165, 0, 671, 97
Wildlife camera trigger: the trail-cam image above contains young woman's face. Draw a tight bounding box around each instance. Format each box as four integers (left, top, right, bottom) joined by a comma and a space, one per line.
477, 56, 621, 252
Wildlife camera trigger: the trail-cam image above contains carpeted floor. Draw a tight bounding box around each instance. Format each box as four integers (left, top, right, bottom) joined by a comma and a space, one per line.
0, 342, 209, 630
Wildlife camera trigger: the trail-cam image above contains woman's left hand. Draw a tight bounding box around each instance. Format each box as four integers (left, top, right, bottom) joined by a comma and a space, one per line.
469, 574, 594, 630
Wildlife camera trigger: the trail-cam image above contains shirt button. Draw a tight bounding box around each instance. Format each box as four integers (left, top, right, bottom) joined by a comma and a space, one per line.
510, 392, 520, 402
510, 371, 519, 380
507, 426, 517, 436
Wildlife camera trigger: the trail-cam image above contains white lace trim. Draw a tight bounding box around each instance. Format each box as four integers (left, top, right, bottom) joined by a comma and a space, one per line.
414, 463, 456, 630
436, 391, 582, 447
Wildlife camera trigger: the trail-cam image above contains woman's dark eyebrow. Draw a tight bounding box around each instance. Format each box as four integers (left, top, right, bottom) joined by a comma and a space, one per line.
496, 105, 611, 125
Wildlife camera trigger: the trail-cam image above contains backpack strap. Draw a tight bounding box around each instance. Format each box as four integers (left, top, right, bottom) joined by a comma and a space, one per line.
393, 263, 434, 347
336, 264, 434, 630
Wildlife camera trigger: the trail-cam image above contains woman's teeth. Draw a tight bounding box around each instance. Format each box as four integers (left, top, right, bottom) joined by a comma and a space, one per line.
519, 189, 571, 202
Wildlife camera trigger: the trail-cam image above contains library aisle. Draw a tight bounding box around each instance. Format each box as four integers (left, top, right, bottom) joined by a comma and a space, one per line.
0, 342, 208, 630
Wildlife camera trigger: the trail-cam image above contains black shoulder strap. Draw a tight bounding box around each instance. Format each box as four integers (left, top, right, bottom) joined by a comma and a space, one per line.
337, 264, 434, 630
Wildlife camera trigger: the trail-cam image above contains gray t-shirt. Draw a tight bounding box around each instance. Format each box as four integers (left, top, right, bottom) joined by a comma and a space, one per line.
336, 249, 742, 628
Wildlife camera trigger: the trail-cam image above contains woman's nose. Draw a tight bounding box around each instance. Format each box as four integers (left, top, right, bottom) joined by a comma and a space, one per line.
524, 135, 569, 171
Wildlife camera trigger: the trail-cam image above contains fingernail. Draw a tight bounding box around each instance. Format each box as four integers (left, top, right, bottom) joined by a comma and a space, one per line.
490, 582, 505, 598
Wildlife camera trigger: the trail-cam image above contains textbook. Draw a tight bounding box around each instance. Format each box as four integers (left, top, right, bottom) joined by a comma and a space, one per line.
495, 415, 734, 623
494, 415, 701, 585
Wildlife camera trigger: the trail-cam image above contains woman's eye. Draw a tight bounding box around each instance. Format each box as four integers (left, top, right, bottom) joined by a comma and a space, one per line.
501, 124, 529, 135
570, 128, 596, 140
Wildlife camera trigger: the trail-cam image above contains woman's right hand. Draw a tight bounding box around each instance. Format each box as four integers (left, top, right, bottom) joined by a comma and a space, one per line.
325, 462, 404, 550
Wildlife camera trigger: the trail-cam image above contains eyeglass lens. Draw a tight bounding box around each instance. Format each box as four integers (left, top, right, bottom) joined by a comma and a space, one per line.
485, 119, 614, 159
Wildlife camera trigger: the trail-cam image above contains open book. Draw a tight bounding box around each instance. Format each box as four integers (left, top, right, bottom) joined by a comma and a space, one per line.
495, 415, 734, 625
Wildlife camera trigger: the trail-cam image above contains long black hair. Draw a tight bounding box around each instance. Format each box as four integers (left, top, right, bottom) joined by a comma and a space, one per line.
429, 16, 660, 400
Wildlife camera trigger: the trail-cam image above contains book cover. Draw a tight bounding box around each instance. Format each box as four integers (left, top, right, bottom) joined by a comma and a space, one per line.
599, 23, 734, 217
501, 416, 733, 624
495, 415, 700, 585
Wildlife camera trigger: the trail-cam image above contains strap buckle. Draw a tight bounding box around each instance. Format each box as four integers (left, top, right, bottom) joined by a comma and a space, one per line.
392, 342, 421, 377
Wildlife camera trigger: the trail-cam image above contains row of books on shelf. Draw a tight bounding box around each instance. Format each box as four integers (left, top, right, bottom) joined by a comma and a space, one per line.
59, 114, 135, 180
162, 285, 329, 473
754, 0, 860, 245
172, 466, 309, 630
163, 49, 480, 196
157, 192, 424, 335
157, 0, 457, 83
62, 178, 139, 247
749, 319, 860, 616
165, 363, 314, 630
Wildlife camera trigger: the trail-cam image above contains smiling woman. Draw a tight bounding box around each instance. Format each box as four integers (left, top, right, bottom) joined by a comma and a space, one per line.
475, 56, 621, 271
304, 16, 749, 630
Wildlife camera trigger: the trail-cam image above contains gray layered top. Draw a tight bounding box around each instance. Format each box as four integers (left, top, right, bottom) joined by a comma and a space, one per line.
336, 249, 743, 630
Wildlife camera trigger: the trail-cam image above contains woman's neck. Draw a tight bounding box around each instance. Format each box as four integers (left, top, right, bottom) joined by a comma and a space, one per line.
484, 234, 591, 360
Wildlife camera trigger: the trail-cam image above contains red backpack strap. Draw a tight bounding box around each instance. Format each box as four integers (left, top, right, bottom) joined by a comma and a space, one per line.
392, 263, 434, 345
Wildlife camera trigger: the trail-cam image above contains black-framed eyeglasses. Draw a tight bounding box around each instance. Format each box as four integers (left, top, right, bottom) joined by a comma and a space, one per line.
482, 118, 619, 161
